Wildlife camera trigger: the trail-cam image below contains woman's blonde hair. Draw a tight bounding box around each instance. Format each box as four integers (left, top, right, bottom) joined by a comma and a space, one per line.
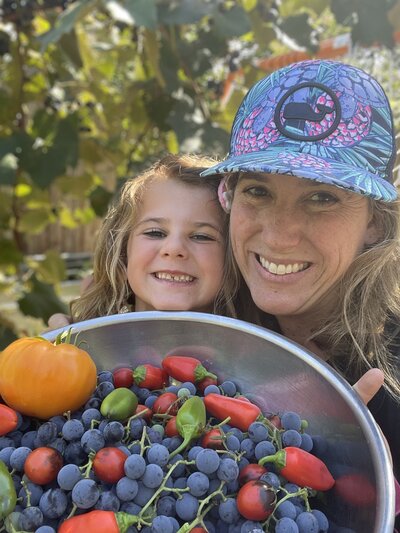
225, 173, 400, 399
71, 154, 238, 321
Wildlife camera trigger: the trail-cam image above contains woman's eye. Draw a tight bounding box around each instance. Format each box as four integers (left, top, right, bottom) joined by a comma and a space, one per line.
243, 185, 269, 197
308, 192, 338, 204
143, 229, 165, 238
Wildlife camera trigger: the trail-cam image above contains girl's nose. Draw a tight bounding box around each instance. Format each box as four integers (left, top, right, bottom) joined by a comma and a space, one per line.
160, 235, 188, 258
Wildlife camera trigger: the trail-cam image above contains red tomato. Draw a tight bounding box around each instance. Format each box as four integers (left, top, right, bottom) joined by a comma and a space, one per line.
165, 416, 179, 437
93, 447, 127, 484
237, 480, 275, 520
201, 428, 224, 449
113, 367, 133, 389
24, 447, 63, 485
152, 392, 179, 415
197, 376, 218, 393
135, 404, 152, 421
190, 528, 207, 533
238, 463, 268, 486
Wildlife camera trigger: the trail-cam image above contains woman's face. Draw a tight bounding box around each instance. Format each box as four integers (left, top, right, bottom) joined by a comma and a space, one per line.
230, 173, 379, 321
126, 178, 225, 313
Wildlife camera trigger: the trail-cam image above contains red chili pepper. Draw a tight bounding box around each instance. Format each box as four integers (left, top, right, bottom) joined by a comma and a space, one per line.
162, 356, 217, 383
0, 404, 19, 437
258, 446, 335, 491
203, 393, 261, 431
133, 364, 168, 390
58, 510, 139, 533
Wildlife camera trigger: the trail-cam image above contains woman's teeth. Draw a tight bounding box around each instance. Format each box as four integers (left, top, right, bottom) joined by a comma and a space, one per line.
155, 272, 194, 282
259, 256, 309, 275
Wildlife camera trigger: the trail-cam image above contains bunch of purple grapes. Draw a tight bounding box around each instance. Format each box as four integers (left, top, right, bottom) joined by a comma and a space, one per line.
0, 368, 340, 533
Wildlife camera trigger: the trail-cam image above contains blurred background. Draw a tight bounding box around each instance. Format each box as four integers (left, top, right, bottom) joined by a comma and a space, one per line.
1, 0, 400, 345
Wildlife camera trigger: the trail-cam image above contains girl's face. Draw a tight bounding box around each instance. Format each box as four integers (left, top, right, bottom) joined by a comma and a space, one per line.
230, 173, 380, 322
127, 178, 225, 312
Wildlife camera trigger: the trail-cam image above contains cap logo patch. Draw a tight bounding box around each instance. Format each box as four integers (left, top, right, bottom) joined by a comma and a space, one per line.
274, 82, 341, 142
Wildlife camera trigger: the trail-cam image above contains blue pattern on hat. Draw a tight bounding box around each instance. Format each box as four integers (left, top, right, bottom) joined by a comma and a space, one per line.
202, 60, 397, 201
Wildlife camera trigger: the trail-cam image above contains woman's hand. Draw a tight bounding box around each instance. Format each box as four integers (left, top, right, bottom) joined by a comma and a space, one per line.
352, 368, 384, 405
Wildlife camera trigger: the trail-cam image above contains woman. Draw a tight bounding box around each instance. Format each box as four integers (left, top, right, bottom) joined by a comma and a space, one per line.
201, 59, 400, 490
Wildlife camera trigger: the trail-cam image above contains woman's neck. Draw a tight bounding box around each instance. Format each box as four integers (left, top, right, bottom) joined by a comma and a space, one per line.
276, 315, 329, 361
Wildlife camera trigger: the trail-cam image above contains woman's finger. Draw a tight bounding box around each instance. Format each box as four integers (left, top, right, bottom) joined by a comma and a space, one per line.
47, 313, 72, 330
352, 368, 384, 405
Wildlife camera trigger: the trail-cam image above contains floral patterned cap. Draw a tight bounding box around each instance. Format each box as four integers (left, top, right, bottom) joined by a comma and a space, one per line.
202, 59, 398, 202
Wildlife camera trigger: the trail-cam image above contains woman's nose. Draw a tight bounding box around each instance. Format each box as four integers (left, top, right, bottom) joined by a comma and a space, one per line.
261, 206, 303, 249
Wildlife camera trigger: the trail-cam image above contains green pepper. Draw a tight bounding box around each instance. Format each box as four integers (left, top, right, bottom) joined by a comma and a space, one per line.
169, 396, 206, 459
100, 388, 138, 421
0, 459, 17, 520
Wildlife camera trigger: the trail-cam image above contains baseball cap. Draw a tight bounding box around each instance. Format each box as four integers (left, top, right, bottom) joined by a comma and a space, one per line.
201, 59, 398, 201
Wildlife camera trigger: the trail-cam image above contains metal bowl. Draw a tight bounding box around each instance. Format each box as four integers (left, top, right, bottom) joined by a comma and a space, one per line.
43, 311, 395, 532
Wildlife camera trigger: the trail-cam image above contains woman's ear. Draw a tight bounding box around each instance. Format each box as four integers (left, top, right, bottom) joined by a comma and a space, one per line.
364, 216, 382, 246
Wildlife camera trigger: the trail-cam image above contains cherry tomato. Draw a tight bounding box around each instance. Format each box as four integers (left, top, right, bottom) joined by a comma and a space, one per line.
197, 376, 218, 393
24, 447, 63, 485
237, 480, 275, 520
238, 463, 268, 486
93, 447, 126, 484
135, 404, 152, 421
152, 392, 179, 415
190, 528, 207, 533
112, 367, 133, 389
165, 416, 179, 437
201, 428, 224, 449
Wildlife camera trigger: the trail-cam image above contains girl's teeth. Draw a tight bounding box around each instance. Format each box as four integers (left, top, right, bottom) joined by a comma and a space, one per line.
259, 256, 308, 275
155, 273, 194, 282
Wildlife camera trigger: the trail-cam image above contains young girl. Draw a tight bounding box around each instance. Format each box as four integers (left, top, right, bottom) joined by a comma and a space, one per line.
48, 154, 237, 328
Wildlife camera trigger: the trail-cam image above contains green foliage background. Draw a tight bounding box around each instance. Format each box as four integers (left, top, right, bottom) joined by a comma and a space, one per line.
1, 0, 400, 345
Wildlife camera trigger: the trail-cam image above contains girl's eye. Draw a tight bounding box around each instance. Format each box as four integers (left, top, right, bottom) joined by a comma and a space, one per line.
143, 229, 166, 238
191, 233, 216, 242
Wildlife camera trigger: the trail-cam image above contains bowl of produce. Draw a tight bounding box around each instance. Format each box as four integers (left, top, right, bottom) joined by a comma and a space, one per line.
0, 311, 395, 533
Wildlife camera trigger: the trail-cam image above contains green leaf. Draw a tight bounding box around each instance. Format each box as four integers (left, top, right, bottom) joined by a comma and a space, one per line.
0, 153, 18, 185
90, 185, 114, 216
213, 5, 252, 38
0, 238, 23, 268
38, 0, 99, 50
122, 0, 158, 29
158, 0, 213, 25
18, 208, 55, 235
32, 250, 67, 285
59, 30, 84, 69
18, 275, 68, 322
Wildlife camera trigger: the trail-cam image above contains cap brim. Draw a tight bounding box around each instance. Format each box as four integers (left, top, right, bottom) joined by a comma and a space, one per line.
201, 150, 397, 202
